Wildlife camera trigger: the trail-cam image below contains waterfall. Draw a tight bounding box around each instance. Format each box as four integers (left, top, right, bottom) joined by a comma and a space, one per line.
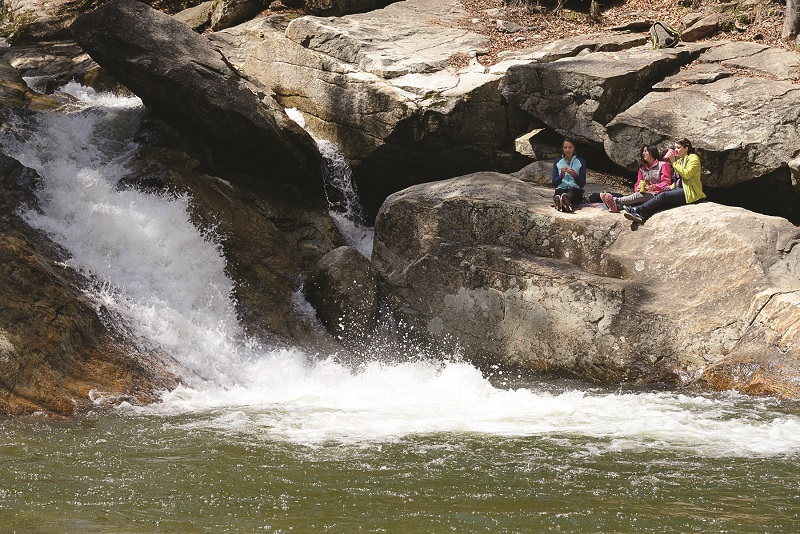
3, 86, 800, 456
4, 83, 251, 386
285, 108, 374, 257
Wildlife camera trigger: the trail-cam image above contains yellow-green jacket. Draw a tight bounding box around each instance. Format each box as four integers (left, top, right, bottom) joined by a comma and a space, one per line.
672, 153, 706, 203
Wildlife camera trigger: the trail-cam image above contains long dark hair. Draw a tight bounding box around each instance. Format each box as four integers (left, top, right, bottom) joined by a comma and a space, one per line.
676, 138, 696, 154
641, 145, 660, 163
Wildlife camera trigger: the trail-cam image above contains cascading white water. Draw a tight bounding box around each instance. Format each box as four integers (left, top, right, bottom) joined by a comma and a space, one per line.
5, 86, 800, 455
286, 107, 374, 257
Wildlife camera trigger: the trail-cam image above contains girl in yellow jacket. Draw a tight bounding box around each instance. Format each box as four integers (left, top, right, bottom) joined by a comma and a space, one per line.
623, 138, 706, 224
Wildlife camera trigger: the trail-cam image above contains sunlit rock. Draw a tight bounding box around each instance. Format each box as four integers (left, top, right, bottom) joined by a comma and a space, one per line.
373, 172, 800, 393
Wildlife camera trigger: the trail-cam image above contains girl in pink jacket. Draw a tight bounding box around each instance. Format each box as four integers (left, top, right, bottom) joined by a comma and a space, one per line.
601, 145, 673, 213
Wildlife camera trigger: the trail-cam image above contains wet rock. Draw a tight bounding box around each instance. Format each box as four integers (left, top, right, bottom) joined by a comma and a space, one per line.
304, 245, 380, 347
0, 153, 179, 415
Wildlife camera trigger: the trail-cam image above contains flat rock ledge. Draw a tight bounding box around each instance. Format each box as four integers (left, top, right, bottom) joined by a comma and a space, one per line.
372, 172, 800, 397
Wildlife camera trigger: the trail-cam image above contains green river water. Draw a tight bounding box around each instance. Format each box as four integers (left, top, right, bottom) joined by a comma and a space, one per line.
2, 382, 799, 533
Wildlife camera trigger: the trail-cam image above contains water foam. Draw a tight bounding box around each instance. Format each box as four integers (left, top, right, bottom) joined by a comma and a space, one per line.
6, 88, 800, 457
7, 87, 247, 385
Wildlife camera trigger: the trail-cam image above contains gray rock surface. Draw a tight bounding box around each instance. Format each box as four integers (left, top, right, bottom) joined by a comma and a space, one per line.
698, 41, 800, 80
304, 245, 381, 347
373, 172, 800, 388
210, 0, 271, 31
651, 62, 731, 90
173, 1, 214, 32
500, 45, 709, 146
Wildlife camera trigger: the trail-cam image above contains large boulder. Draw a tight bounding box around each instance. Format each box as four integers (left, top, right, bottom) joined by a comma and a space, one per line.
372, 172, 800, 392
70, 0, 326, 202
303, 245, 381, 348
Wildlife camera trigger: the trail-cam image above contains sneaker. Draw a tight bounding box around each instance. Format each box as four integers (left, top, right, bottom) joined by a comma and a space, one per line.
623, 207, 644, 224
601, 193, 619, 213
553, 195, 562, 211
560, 193, 573, 212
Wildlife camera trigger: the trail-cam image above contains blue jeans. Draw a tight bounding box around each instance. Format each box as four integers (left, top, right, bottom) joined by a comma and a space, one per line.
635, 188, 687, 220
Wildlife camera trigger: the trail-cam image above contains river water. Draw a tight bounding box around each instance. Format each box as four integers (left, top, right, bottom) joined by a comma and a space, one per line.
1, 87, 799, 532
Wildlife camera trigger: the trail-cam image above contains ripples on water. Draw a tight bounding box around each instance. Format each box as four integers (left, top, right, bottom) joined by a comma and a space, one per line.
1, 86, 799, 532
2, 393, 800, 533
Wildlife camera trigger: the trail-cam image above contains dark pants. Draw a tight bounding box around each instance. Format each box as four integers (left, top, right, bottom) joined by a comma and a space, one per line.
555, 187, 584, 205
636, 188, 687, 220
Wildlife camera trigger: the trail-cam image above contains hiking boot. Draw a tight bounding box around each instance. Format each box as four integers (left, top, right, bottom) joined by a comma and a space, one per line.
553, 194, 562, 211
623, 207, 644, 224
561, 193, 573, 212
601, 192, 619, 213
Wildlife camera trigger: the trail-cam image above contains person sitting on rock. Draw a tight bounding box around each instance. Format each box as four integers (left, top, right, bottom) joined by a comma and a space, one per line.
551, 137, 587, 212
600, 145, 673, 213
623, 138, 706, 224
